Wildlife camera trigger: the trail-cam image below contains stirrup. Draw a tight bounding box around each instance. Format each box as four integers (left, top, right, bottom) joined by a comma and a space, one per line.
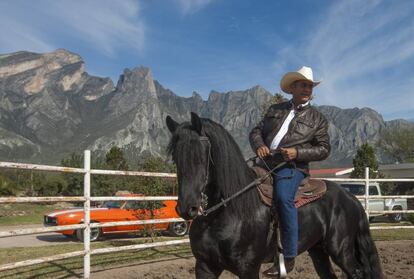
279, 253, 287, 278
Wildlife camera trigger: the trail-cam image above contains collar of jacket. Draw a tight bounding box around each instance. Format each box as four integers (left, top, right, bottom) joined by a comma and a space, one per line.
289, 100, 311, 111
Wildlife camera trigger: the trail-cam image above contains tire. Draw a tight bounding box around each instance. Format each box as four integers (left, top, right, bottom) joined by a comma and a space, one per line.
63, 233, 75, 239
168, 221, 189, 237
388, 206, 403, 223
76, 222, 102, 242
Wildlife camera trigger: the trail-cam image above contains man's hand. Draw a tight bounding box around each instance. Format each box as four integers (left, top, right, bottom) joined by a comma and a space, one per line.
256, 146, 271, 159
280, 147, 297, 161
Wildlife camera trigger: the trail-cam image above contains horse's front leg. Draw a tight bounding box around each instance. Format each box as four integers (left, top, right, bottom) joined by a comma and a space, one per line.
195, 259, 223, 279
238, 265, 261, 279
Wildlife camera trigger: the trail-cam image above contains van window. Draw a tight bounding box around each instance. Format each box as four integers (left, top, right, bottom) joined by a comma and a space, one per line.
340, 184, 379, 195
369, 186, 379, 196
340, 184, 365, 195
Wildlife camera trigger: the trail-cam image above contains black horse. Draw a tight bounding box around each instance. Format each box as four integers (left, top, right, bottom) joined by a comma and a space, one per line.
166, 112, 383, 279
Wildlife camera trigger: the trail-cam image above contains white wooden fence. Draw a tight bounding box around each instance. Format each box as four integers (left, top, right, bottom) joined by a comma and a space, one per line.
0, 151, 413, 278
320, 167, 414, 230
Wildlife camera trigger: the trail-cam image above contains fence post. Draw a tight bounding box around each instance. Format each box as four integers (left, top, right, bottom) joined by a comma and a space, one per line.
365, 167, 370, 220
83, 150, 91, 279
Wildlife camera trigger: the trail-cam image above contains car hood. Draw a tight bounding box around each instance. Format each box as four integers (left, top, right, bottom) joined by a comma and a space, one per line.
46, 207, 111, 217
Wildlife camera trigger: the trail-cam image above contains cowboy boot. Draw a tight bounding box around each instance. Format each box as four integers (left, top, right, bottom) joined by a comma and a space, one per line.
284, 257, 295, 273
263, 256, 295, 278
262, 265, 279, 278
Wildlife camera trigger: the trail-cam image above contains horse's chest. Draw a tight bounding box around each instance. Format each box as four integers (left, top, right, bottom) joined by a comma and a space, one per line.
190, 221, 267, 264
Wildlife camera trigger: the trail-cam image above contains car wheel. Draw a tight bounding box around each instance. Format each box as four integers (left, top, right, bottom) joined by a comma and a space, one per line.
63, 233, 75, 239
76, 223, 102, 242
168, 221, 189, 237
388, 206, 403, 223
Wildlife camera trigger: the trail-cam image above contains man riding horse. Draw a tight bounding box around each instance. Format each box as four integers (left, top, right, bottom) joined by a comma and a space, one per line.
249, 66, 331, 277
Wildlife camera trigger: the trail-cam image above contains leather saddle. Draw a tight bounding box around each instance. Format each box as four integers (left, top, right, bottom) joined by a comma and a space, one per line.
252, 166, 327, 208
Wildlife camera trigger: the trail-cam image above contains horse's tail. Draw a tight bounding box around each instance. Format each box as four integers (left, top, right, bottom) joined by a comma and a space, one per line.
355, 210, 384, 278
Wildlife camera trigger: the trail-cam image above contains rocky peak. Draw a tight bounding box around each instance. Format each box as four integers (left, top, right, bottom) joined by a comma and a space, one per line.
0, 49, 82, 78
116, 66, 156, 96
0, 49, 84, 94
192, 91, 203, 100
106, 67, 158, 118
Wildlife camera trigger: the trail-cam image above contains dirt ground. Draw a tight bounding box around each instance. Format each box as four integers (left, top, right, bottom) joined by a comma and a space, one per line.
92, 240, 414, 279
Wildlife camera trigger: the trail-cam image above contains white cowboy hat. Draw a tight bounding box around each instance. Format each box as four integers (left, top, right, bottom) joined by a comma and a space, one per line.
280, 66, 321, 94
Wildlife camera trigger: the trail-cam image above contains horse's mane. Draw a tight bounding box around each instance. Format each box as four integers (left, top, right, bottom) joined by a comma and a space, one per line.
168, 118, 262, 220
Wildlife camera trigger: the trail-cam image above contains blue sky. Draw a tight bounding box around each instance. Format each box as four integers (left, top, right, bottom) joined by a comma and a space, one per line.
1, 0, 414, 121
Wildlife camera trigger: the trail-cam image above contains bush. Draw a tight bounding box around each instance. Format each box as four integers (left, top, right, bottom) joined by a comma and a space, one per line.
0, 174, 19, 195
35, 176, 67, 196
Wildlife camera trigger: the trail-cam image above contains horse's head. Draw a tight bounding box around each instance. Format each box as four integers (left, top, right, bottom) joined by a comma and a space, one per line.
166, 112, 212, 220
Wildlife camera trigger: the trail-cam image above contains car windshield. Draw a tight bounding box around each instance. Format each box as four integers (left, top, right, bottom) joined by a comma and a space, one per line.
340, 184, 366, 195
102, 201, 122, 208
124, 201, 165, 210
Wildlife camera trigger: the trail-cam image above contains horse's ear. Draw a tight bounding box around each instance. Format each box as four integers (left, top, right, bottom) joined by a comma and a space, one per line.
166, 115, 179, 133
190, 112, 203, 135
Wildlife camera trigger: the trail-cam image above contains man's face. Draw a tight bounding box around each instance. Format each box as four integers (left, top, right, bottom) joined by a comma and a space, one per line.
290, 80, 314, 105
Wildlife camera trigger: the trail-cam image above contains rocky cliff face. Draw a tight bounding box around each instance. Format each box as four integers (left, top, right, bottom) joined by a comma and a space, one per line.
0, 49, 114, 162
316, 106, 386, 166
0, 49, 409, 166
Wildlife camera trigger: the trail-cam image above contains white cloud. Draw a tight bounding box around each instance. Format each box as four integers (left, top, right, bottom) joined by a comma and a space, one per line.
174, 0, 214, 15
275, 0, 414, 120
0, 0, 145, 57
316, 1, 414, 118
0, 9, 55, 53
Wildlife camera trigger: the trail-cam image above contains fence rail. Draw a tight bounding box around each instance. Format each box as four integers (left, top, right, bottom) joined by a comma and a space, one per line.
0, 153, 413, 278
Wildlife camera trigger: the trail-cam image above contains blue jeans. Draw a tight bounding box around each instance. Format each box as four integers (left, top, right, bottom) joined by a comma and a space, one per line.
272, 166, 305, 258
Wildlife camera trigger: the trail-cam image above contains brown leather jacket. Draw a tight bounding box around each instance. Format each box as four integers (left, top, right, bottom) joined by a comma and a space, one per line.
249, 101, 330, 172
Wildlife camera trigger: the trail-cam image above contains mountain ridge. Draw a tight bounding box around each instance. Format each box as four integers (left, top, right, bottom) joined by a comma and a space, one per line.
0, 49, 411, 167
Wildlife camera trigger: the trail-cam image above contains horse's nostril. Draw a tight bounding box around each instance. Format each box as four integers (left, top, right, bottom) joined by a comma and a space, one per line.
189, 207, 199, 218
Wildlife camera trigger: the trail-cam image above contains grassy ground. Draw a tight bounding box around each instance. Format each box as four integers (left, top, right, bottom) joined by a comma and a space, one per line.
0, 203, 74, 226
371, 222, 414, 240
0, 237, 192, 279
0, 204, 412, 278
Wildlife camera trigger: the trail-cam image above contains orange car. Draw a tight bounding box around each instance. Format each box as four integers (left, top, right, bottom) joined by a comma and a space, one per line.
43, 194, 188, 241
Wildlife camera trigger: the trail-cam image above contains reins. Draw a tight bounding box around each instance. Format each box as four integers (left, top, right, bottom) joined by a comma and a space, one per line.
202, 160, 287, 216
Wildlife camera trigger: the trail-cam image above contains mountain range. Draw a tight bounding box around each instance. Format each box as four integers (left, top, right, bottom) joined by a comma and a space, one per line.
0, 49, 411, 167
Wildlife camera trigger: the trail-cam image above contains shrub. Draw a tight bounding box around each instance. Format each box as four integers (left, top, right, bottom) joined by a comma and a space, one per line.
0, 174, 18, 195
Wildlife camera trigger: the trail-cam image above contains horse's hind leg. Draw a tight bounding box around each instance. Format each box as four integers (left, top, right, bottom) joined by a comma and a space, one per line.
195, 259, 223, 279
308, 246, 338, 279
327, 241, 363, 279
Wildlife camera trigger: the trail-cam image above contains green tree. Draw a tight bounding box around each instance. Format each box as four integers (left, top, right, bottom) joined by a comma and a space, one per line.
106, 147, 129, 171
0, 174, 18, 195
350, 143, 379, 178
133, 155, 176, 196
35, 175, 66, 196
378, 127, 414, 163
350, 143, 396, 194
60, 152, 83, 196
